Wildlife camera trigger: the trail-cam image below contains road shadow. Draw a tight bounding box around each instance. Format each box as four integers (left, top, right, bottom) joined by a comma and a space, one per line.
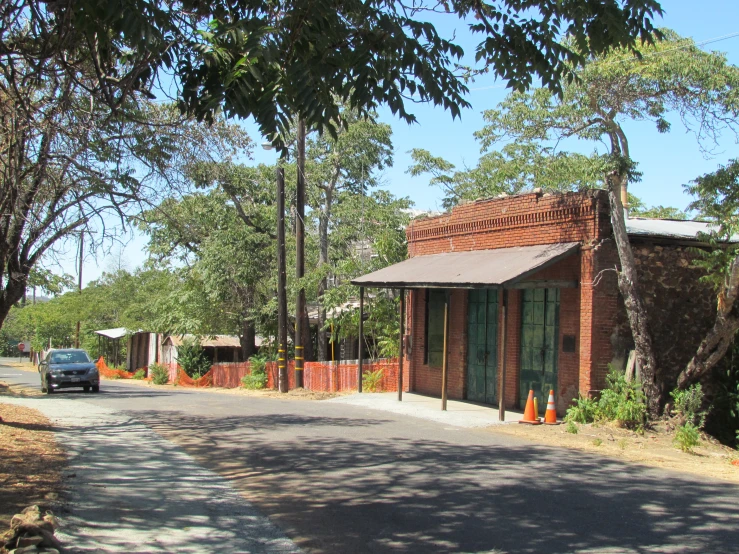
127, 409, 739, 554
49, 415, 296, 553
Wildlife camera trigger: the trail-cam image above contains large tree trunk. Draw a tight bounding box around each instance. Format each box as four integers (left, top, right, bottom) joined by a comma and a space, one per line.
240, 319, 256, 361
316, 188, 332, 361
0, 273, 28, 330
677, 256, 739, 388
607, 174, 662, 417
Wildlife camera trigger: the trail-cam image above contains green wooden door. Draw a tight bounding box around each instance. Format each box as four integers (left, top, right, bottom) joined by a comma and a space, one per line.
466, 289, 498, 404
519, 288, 559, 411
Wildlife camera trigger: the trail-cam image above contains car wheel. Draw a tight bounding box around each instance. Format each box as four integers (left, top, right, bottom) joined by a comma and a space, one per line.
92, 385, 99, 393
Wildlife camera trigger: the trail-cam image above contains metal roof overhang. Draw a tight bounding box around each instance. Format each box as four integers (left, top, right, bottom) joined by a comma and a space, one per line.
351, 242, 580, 289
94, 327, 127, 339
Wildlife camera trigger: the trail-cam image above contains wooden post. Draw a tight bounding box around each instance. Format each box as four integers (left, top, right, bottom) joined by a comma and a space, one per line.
358, 286, 364, 393
277, 167, 288, 393
499, 288, 508, 421
75, 233, 83, 348
295, 119, 306, 388
441, 290, 450, 411
398, 289, 405, 401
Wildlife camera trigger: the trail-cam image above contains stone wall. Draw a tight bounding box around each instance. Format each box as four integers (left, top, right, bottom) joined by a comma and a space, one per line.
614, 241, 717, 388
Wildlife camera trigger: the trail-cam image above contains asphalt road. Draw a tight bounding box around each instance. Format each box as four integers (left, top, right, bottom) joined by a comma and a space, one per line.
2, 360, 739, 553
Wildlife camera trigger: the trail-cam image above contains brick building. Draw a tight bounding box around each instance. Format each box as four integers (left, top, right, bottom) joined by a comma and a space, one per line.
353, 189, 716, 416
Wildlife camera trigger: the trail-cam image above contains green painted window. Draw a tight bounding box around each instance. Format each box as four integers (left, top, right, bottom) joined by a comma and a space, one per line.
425, 289, 446, 367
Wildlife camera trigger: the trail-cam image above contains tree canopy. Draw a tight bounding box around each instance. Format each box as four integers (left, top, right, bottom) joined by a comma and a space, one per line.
8, 0, 664, 146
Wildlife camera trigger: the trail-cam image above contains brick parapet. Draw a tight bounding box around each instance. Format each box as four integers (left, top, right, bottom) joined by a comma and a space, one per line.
407, 190, 608, 257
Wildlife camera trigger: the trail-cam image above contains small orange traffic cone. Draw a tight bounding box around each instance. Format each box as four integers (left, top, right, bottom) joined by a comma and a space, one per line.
544, 390, 559, 425
519, 390, 542, 425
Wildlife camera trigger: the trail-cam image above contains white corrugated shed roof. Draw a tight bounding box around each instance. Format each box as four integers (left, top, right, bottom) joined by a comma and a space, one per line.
94, 327, 127, 339
625, 218, 716, 240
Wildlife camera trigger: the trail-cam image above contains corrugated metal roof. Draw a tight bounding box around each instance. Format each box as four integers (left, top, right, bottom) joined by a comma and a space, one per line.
625, 218, 715, 240
94, 327, 127, 339
351, 242, 579, 289
164, 334, 263, 348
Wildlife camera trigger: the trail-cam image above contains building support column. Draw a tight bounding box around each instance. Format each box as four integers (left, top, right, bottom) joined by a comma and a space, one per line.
358, 286, 364, 393
441, 289, 450, 411
398, 289, 405, 401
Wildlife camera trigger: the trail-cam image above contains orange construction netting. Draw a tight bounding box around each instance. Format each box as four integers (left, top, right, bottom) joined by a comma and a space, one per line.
175, 366, 213, 387
96, 357, 150, 380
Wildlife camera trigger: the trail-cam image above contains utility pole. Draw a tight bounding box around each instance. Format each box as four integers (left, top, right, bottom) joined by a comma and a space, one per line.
295, 119, 306, 388
276, 167, 289, 393
74, 232, 83, 348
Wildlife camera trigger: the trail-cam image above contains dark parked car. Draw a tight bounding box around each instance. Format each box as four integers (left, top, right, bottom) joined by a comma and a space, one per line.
39, 349, 100, 394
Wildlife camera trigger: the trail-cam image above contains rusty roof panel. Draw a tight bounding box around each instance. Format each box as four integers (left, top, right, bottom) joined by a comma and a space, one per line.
351, 242, 579, 288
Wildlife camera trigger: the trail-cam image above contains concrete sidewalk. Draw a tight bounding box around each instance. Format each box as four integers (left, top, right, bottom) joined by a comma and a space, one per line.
328, 392, 523, 428
0, 396, 299, 553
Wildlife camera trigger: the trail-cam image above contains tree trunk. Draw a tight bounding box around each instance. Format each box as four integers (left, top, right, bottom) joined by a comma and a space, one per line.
301, 307, 313, 361
677, 256, 739, 388
317, 187, 332, 361
0, 276, 27, 330
240, 320, 256, 361
607, 175, 662, 417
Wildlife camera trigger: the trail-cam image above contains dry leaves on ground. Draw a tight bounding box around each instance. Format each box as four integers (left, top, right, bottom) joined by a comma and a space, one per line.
0, 386, 65, 529
488, 419, 739, 483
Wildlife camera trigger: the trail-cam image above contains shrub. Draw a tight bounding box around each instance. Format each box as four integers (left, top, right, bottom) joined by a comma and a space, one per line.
132, 369, 146, 380
670, 384, 707, 428
362, 369, 384, 392
565, 395, 598, 424
150, 363, 169, 385
564, 367, 647, 429
592, 438, 603, 447
241, 356, 267, 390
178, 337, 212, 379
596, 368, 647, 429
565, 420, 578, 434
674, 422, 701, 453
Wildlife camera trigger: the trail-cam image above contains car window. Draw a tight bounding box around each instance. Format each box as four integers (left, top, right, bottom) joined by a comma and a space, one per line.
48, 351, 91, 364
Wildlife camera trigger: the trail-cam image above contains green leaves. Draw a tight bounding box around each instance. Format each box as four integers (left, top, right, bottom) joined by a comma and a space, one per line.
684, 160, 739, 291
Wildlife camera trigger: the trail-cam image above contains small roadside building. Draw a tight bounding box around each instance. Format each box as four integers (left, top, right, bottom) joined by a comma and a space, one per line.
161, 335, 255, 366
126, 331, 163, 372
94, 327, 127, 367
352, 189, 716, 416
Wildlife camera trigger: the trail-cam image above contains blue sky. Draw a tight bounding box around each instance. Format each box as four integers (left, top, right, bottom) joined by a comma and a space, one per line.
62, 1, 739, 285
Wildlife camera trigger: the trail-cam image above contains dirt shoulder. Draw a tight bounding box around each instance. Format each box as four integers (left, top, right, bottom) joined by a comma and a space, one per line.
0, 384, 65, 529
487, 419, 739, 483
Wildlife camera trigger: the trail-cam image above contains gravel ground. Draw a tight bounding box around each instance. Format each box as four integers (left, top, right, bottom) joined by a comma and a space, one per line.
0, 396, 299, 554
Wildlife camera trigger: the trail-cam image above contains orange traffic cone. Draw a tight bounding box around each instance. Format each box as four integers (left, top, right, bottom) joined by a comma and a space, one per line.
519, 390, 542, 425
544, 390, 559, 425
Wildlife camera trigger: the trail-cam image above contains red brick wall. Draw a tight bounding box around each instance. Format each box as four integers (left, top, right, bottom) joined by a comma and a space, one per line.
502, 289, 521, 409
409, 289, 468, 398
